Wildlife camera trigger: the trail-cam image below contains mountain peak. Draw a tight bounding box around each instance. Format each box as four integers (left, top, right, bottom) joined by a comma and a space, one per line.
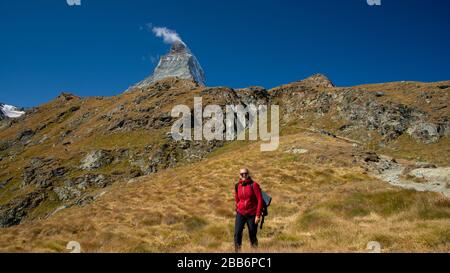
136, 42, 206, 88
301, 74, 335, 88
0, 103, 25, 119
170, 41, 188, 53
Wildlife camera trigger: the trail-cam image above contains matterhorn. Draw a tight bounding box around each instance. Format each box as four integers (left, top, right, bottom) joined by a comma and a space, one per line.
137, 41, 206, 87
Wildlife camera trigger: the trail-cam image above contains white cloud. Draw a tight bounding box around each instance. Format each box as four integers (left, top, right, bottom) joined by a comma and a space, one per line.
151, 26, 185, 45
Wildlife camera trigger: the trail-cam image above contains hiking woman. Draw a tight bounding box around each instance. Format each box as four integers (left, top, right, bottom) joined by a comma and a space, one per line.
234, 168, 264, 252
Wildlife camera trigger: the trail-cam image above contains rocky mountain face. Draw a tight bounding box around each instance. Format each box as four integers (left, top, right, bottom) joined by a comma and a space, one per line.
271, 75, 450, 146
137, 42, 206, 87
0, 75, 449, 228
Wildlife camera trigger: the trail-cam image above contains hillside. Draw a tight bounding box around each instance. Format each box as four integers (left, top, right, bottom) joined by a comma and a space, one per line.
0, 130, 448, 252
0, 75, 449, 252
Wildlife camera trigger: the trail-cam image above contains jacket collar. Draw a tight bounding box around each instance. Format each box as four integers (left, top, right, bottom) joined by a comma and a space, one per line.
239, 178, 253, 185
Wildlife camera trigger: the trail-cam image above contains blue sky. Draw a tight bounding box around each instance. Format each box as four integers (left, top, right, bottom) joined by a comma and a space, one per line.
1, 0, 449, 107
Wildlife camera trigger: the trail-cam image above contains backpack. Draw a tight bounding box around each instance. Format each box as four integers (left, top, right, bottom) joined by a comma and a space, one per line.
235, 181, 272, 229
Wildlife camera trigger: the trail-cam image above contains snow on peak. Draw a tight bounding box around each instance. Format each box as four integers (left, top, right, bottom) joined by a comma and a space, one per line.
0, 103, 25, 118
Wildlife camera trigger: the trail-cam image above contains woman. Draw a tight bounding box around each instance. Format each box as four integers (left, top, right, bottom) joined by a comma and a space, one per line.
234, 168, 264, 252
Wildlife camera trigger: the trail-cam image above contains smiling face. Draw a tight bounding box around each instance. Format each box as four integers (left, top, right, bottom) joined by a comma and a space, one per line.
239, 168, 249, 180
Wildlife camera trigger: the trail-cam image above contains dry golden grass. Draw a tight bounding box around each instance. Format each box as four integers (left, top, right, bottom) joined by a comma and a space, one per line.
0, 131, 448, 253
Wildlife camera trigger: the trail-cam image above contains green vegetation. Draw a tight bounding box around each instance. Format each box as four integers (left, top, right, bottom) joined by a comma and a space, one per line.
184, 216, 208, 232
296, 208, 335, 230
324, 190, 418, 218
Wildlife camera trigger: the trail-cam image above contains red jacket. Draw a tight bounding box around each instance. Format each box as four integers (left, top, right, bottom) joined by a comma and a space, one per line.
235, 178, 263, 217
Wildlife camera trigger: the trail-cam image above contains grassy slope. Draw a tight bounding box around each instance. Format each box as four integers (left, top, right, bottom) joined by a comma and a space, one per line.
0, 130, 448, 253
0, 81, 203, 215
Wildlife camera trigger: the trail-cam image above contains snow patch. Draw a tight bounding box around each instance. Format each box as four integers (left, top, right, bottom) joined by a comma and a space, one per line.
0, 104, 25, 118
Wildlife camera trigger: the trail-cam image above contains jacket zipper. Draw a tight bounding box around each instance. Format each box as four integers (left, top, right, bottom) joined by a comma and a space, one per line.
242, 184, 247, 210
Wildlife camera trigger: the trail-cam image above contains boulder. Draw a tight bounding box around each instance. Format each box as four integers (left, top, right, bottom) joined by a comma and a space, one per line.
21, 157, 64, 188
17, 129, 35, 141
363, 152, 380, 163
80, 150, 113, 170
407, 122, 440, 144
53, 186, 82, 201
0, 191, 46, 228
54, 174, 109, 201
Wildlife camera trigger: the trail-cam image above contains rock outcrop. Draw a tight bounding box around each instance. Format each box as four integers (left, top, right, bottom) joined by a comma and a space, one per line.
300, 73, 335, 88
0, 191, 46, 227
80, 150, 113, 170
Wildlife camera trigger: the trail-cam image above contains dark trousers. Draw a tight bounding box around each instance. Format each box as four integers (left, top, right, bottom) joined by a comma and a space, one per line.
234, 212, 258, 252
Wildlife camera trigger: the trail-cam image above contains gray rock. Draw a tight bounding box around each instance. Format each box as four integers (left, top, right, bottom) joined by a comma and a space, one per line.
285, 148, 309, 154
318, 129, 337, 138
152, 113, 173, 129
80, 150, 113, 170
0, 191, 46, 228
372, 159, 450, 197
0, 140, 12, 152
54, 186, 82, 201
60, 130, 72, 139
75, 191, 107, 207
409, 167, 450, 180
69, 112, 92, 128
407, 122, 440, 144
17, 129, 34, 141
51, 167, 68, 177
108, 113, 173, 132
54, 174, 109, 202
336, 91, 427, 142
102, 105, 124, 120
108, 119, 126, 131
437, 120, 450, 137
70, 174, 109, 188
87, 174, 108, 188
76, 195, 95, 207
21, 157, 63, 188
363, 152, 380, 163
235, 86, 270, 106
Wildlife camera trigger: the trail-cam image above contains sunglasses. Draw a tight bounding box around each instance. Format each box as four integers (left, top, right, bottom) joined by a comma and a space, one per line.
240, 173, 248, 175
